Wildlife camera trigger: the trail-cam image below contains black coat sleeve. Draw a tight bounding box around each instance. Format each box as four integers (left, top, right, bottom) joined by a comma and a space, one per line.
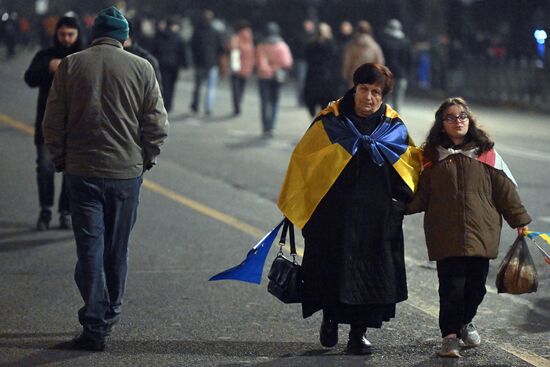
24, 50, 53, 88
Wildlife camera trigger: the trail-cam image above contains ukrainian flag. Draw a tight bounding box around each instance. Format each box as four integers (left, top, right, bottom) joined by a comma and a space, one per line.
278, 101, 422, 230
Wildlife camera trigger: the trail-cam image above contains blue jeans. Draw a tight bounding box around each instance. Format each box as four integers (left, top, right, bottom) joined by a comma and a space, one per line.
191, 66, 219, 114
258, 78, 282, 133
65, 174, 142, 340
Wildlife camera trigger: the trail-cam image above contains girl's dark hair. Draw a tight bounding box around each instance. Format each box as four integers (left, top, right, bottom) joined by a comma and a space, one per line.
352, 63, 393, 96
423, 97, 494, 162
53, 16, 83, 50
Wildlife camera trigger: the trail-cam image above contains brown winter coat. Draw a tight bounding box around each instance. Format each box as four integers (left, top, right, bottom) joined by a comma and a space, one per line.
406, 152, 531, 261
341, 34, 385, 87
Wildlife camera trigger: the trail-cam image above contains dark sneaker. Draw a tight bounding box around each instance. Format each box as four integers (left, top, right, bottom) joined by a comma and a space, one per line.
439, 337, 461, 358
460, 323, 481, 347
319, 318, 338, 348
346, 334, 372, 355
72, 333, 105, 352
59, 211, 72, 230
36, 209, 52, 231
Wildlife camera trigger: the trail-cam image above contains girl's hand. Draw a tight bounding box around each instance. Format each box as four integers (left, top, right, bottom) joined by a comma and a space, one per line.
516, 226, 529, 236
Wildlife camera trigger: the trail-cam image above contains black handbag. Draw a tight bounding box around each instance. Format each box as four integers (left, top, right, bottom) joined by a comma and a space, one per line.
267, 219, 303, 303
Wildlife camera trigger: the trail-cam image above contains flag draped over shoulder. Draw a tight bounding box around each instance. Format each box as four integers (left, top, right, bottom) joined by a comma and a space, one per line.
277, 101, 422, 230
426, 147, 517, 186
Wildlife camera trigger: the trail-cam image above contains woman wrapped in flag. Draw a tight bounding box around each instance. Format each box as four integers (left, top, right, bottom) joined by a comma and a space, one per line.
406, 97, 531, 358
278, 63, 422, 355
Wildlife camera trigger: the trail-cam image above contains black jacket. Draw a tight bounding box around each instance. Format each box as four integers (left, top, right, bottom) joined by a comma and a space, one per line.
153, 29, 187, 70
190, 24, 223, 69
379, 34, 411, 80
24, 29, 83, 145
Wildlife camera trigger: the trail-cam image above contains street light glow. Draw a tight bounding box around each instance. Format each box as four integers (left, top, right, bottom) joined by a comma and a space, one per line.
534, 29, 547, 45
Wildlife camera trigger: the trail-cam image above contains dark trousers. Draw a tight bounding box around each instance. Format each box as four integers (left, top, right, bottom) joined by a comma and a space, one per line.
65, 174, 142, 340
36, 144, 69, 212
231, 74, 247, 114
160, 66, 179, 112
258, 78, 282, 133
436, 256, 489, 338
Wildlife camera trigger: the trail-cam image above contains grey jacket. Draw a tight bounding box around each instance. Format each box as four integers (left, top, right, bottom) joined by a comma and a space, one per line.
43, 38, 168, 179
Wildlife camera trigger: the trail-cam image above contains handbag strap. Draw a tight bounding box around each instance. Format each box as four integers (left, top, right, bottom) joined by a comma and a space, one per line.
278, 218, 297, 260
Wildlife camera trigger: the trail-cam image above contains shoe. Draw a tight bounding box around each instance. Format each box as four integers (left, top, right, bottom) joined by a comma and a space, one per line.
460, 323, 481, 347
36, 209, 52, 231
262, 131, 274, 139
319, 318, 338, 348
346, 332, 372, 355
72, 333, 105, 352
439, 337, 461, 358
59, 211, 72, 230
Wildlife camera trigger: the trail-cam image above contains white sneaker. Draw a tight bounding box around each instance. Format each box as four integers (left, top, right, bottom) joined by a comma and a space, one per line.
461, 323, 481, 347
439, 337, 461, 358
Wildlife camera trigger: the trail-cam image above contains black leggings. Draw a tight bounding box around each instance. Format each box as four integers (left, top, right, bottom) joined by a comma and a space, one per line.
436, 256, 489, 338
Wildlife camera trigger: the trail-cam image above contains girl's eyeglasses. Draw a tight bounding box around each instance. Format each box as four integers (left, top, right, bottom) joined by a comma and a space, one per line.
444, 113, 469, 124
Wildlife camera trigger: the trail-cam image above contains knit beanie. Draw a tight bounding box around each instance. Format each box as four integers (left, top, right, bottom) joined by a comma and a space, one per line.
91, 6, 129, 42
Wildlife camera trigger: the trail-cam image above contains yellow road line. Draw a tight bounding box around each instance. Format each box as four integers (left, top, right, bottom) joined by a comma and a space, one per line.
142, 179, 264, 239
0, 113, 35, 135
0, 113, 545, 366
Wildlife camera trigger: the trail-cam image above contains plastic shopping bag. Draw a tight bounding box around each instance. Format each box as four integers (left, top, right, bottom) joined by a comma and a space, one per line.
495, 235, 538, 294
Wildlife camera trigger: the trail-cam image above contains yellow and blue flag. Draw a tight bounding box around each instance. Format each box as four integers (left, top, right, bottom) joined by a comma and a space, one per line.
209, 220, 285, 284
525, 231, 550, 265
277, 101, 422, 230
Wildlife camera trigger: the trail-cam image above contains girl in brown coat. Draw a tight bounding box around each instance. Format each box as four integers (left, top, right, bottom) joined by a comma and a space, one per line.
407, 97, 531, 358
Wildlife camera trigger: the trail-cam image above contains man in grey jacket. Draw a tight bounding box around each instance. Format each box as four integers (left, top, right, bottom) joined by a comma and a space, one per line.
42, 6, 168, 351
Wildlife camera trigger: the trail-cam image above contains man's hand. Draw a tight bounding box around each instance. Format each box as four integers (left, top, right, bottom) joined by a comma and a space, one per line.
49, 59, 62, 73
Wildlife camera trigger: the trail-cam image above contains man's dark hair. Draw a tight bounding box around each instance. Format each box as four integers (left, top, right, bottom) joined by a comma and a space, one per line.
422, 97, 494, 162
53, 16, 83, 50
352, 63, 394, 96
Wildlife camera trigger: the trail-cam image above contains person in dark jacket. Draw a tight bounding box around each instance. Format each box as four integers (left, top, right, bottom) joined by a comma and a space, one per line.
152, 18, 187, 112
124, 21, 162, 90
295, 64, 420, 355
379, 19, 411, 113
406, 97, 531, 358
190, 10, 224, 116
24, 15, 84, 230
303, 22, 339, 117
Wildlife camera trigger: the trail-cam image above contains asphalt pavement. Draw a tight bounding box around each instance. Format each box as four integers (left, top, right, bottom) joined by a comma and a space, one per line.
0, 50, 549, 367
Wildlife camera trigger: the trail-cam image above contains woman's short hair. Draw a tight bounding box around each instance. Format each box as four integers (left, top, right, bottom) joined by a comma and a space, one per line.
352, 63, 394, 96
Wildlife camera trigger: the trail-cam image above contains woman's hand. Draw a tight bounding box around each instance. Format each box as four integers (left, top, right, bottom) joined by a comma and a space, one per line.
516, 226, 529, 236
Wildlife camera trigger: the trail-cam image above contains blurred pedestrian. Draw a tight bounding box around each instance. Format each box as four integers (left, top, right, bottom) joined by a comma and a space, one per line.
24, 15, 84, 230
226, 20, 255, 116
335, 20, 354, 95
2, 12, 18, 58
406, 97, 531, 358
292, 19, 316, 107
190, 10, 224, 116
342, 20, 385, 87
255, 22, 293, 138
42, 6, 168, 351
379, 19, 411, 113
124, 21, 162, 88
303, 22, 339, 117
278, 63, 421, 354
152, 18, 187, 113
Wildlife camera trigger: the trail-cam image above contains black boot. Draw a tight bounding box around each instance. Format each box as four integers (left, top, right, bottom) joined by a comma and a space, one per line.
36, 208, 51, 231
59, 210, 72, 230
319, 311, 338, 348
346, 325, 372, 355
72, 332, 105, 352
